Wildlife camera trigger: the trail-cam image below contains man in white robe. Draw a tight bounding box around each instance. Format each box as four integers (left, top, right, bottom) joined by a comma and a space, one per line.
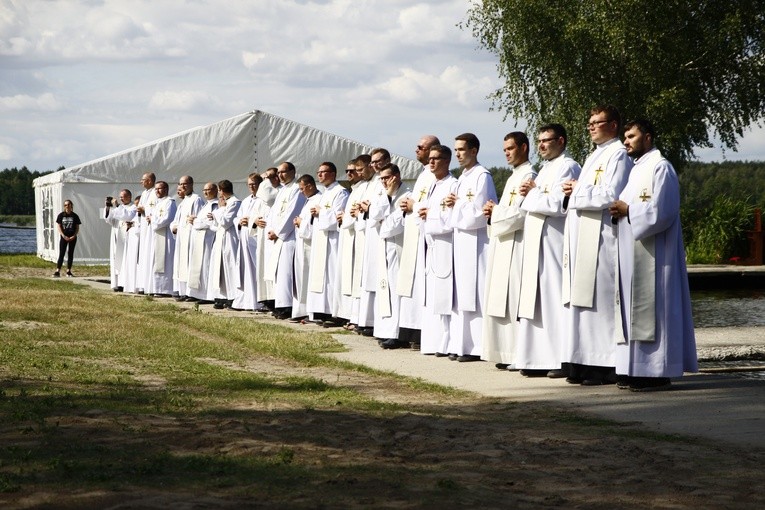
356, 149, 390, 336
561, 105, 633, 385
335, 161, 367, 323
148, 181, 177, 296
481, 132, 536, 368
208, 179, 241, 309
120, 196, 141, 294
420, 145, 457, 355
292, 174, 322, 320
609, 118, 698, 391
517, 124, 582, 377
232, 173, 265, 311
443, 133, 498, 361
397, 135, 440, 350
103, 189, 133, 291
307, 162, 349, 326
187, 182, 218, 303
172, 176, 204, 301
372, 164, 410, 348
265, 162, 306, 319
254, 167, 280, 309
135, 172, 157, 294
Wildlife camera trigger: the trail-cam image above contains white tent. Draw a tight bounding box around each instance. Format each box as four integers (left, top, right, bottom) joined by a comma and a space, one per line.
33, 110, 422, 264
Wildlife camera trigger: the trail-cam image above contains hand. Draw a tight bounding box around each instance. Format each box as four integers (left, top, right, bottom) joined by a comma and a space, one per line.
268, 231, 278, 241
443, 193, 457, 208
255, 217, 266, 228
207, 212, 214, 220
239, 217, 249, 227
187, 215, 196, 224
519, 179, 535, 196
562, 179, 577, 197
310, 206, 319, 218
482, 199, 495, 218
359, 200, 370, 213
609, 200, 629, 219
294, 216, 302, 227
400, 197, 413, 213
418, 207, 428, 220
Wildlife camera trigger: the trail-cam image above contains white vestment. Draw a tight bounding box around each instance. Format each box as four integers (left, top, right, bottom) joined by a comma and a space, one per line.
120, 209, 141, 293
448, 164, 497, 356
614, 148, 698, 377
172, 193, 204, 296
188, 200, 218, 300
136, 188, 158, 293
335, 180, 369, 320
482, 162, 536, 364
516, 153, 581, 369
232, 194, 267, 310
397, 167, 435, 330
307, 182, 349, 316
421, 174, 458, 355
264, 181, 306, 308
357, 176, 384, 327
293, 191, 323, 318
208, 196, 242, 300
372, 185, 410, 339
150, 196, 177, 295
103, 203, 135, 289
562, 137, 632, 368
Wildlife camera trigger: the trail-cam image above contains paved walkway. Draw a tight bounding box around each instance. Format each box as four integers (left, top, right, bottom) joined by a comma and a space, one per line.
74, 276, 765, 451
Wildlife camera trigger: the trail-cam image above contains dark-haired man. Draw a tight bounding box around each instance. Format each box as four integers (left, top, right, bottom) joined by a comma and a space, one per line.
103, 188, 134, 291
609, 118, 697, 391
208, 179, 241, 309
148, 180, 177, 296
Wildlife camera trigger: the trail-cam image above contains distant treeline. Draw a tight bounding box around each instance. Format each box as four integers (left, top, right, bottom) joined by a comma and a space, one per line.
0, 167, 53, 215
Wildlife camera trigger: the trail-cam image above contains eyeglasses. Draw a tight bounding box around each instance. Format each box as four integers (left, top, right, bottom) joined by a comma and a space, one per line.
587, 119, 610, 128
416, 145, 427, 150
379, 175, 395, 180
538, 137, 560, 144
428, 157, 444, 162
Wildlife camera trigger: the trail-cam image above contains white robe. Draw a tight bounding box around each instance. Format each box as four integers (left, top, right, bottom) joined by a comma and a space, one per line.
150, 196, 177, 295
372, 185, 410, 339
103, 203, 135, 289
209, 196, 242, 300
293, 191, 323, 318
516, 153, 581, 369
188, 200, 218, 301
136, 188, 158, 293
448, 164, 497, 357
357, 175, 384, 327
562, 138, 632, 368
614, 148, 698, 378
307, 182, 349, 316
397, 167, 435, 330
172, 193, 204, 296
421, 174, 458, 355
335, 180, 369, 320
482, 162, 536, 364
264, 181, 306, 308
120, 210, 141, 293
232, 194, 266, 310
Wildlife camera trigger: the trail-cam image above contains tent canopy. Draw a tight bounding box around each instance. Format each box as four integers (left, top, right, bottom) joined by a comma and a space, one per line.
33, 110, 422, 264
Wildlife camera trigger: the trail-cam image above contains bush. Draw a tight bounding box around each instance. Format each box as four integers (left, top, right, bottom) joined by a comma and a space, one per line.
683, 195, 755, 264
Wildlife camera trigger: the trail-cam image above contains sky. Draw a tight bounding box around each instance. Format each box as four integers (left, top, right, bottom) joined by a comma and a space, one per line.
1, 0, 764, 174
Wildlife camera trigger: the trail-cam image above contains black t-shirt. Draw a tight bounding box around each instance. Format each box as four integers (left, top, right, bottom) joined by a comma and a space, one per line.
56, 212, 82, 237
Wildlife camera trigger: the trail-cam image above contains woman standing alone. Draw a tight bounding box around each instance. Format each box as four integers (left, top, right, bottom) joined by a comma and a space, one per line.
54, 200, 82, 277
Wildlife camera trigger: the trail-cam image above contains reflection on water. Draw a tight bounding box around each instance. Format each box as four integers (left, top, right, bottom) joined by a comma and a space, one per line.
691, 289, 765, 328
0, 226, 36, 254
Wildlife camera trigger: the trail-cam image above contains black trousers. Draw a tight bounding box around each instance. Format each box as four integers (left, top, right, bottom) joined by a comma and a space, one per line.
57, 237, 77, 269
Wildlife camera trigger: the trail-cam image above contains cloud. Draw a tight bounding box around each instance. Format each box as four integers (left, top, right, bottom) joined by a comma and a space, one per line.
148, 90, 218, 113
0, 92, 62, 111
0, 143, 13, 160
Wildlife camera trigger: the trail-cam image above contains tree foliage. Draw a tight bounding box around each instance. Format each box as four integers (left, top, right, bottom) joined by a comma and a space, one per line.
465, 0, 765, 166
0, 167, 51, 215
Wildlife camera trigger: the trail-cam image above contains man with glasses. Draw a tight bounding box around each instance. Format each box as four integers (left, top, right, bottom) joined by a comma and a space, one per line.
335, 159, 368, 324
147, 181, 177, 297
356, 148, 391, 336
442, 133, 497, 362
292, 174, 323, 322
188, 182, 218, 303
481, 132, 536, 369
307, 162, 349, 327
265, 162, 306, 319
560, 105, 632, 386
232, 173, 266, 311
397, 135, 440, 350
517, 124, 581, 378
172, 176, 204, 302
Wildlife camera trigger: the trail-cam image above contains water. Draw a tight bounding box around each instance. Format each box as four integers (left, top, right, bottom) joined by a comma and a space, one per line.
691, 289, 765, 328
0, 225, 36, 254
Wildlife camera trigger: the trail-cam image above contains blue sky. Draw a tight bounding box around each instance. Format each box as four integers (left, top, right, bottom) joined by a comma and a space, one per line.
1, 0, 763, 173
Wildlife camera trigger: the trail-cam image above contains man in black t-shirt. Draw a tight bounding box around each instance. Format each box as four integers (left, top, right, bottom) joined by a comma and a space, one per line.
54, 200, 82, 277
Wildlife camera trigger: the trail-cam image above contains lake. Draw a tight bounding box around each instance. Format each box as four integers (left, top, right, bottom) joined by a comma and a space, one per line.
0, 225, 36, 254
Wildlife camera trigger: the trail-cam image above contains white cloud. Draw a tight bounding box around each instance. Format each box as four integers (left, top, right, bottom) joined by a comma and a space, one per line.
0, 143, 13, 160
242, 51, 266, 69
0, 93, 62, 112
148, 90, 217, 112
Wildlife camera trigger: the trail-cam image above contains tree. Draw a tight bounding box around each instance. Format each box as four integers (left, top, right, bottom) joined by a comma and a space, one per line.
465, 1, 765, 167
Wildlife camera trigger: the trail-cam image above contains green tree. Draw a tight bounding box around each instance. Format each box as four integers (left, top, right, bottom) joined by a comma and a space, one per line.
0, 167, 52, 215
465, 1, 765, 166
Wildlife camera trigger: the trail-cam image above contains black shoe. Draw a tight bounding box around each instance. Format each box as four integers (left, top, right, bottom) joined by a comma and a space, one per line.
495, 363, 509, 370
629, 377, 671, 392
616, 375, 631, 389
213, 300, 225, 309
381, 338, 403, 350
288, 316, 308, 323
174, 295, 187, 302
53, 271, 60, 278
565, 377, 584, 385
448, 354, 458, 361
457, 354, 481, 362
66, 270, 73, 277
434, 352, 448, 358
357, 327, 374, 337
547, 369, 566, 379
520, 369, 548, 377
